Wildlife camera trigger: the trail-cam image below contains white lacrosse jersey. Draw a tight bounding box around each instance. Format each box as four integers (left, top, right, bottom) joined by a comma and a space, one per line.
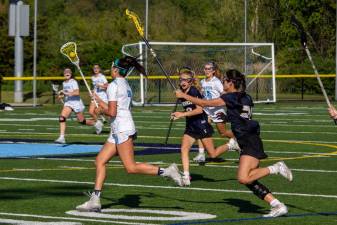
92, 73, 108, 102
107, 77, 135, 134
200, 76, 225, 120
62, 78, 84, 113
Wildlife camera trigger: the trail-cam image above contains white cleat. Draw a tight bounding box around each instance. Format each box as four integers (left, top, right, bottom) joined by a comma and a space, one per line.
54, 136, 65, 144
162, 163, 183, 186
227, 138, 241, 152
76, 193, 101, 212
94, 120, 103, 135
276, 161, 293, 182
263, 203, 288, 218
193, 152, 206, 163
182, 175, 191, 186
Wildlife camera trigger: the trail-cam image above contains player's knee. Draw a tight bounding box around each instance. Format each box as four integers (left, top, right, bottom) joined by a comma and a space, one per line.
78, 119, 86, 125
245, 180, 271, 200
238, 177, 250, 185
125, 164, 138, 174
95, 157, 106, 168
59, 116, 66, 123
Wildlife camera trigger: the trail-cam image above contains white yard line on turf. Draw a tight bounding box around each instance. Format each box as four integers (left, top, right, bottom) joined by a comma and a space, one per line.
0, 176, 336, 199
0, 212, 158, 225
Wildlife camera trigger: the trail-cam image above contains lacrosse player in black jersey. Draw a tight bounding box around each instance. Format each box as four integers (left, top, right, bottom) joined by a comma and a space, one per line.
175, 69, 293, 218
171, 68, 229, 186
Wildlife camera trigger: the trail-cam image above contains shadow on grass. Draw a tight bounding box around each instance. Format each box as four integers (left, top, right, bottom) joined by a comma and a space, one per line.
0, 185, 90, 200
190, 173, 236, 183
223, 198, 268, 214
101, 192, 183, 210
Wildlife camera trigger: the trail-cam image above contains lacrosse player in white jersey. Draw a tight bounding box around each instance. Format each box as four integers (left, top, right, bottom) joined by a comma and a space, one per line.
88, 64, 107, 133
54, 68, 104, 144
76, 56, 183, 212
194, 62, 240, 163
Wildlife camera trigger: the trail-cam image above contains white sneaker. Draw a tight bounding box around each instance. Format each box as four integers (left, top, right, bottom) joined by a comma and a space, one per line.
263, 203, 288, 217
182, 175, 191, 186
193, 152, 206, 163
162, 163, 183, 186
94, 120, 103, 135
276, 161, 293, 182
76, 193, 101, 212
54, 136, 65, 144
227, 138, 241, 152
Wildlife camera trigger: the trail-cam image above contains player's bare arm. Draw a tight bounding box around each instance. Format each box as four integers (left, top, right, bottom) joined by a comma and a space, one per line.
175, 90, 225, 107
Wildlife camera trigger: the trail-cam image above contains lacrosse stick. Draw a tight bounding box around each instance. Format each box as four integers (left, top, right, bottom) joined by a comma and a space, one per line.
291, 14, 337, 125
51, 83, 64, 104
60, 42, 106, 122
164, 99, 180, 144
125, 9, 176, 90
60, 42, 98, 107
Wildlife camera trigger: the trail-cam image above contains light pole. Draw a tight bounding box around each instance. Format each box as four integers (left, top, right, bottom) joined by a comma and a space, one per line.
33, 0, 37, 106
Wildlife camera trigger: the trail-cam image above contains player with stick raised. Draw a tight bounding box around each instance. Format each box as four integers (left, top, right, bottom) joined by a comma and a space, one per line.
175, 69, 293, 217
75, 56, 183, 212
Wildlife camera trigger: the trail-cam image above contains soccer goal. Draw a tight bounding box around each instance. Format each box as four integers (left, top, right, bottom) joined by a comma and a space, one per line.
122, 42, 276, 105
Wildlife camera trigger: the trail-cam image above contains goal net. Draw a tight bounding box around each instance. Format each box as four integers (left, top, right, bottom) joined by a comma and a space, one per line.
122, 42, 276, 105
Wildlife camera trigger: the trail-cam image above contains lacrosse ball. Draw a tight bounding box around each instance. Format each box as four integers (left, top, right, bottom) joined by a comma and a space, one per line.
69, 52, 76, 58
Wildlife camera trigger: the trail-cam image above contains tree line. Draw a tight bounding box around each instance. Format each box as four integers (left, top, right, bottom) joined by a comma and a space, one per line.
0, 0, 336, 94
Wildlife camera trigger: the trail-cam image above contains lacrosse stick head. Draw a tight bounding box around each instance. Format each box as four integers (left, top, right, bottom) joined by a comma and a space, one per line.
125, 9, 144, 37
60, 42, 80, 66
51, 83, 60, 92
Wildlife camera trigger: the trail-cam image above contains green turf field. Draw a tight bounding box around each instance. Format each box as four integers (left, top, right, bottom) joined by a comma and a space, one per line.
0, 102, 337, 224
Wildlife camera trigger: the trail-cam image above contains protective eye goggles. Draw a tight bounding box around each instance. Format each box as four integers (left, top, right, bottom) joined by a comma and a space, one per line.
179, 78, 193, 83
204, 67, 213, 71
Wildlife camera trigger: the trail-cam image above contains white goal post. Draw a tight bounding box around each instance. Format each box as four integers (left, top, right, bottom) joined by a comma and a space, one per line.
122, 42, 276, 105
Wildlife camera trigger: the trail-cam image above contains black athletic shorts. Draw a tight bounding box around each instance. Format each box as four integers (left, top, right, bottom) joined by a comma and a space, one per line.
237, 133, 268, 159
184, 125, 214, 140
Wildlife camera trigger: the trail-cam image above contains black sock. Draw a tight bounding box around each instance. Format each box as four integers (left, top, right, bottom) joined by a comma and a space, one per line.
158, 167, 164, 176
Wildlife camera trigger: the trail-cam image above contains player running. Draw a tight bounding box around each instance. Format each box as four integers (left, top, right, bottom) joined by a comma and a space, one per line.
171, 67, 229, 186
195, 61, 240, 163
88, 64, 107, 133
175, 69, 293, 217
76, 56, 183, 212
55, 68, 103, 144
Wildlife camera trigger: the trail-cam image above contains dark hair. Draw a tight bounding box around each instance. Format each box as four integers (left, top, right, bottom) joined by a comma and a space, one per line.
112, 56, 146, 76
225, 69, 246, 92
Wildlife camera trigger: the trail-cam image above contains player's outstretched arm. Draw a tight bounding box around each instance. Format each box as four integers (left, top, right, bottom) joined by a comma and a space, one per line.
175, 90, 225, 107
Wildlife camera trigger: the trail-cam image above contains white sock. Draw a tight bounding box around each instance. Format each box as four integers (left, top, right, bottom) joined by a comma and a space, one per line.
183, 171, 190, 177
270, 199, 281, 207
59, 134, 64, 138
268, 164, 279, 174
199, 148, 205, 154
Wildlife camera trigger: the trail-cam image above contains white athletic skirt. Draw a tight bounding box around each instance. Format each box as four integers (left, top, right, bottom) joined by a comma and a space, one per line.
64, 100, 85, 113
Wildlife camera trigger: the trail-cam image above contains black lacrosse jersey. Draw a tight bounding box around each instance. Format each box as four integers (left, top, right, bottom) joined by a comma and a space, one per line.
179, 86, 210, 133
220, 92, 259, 137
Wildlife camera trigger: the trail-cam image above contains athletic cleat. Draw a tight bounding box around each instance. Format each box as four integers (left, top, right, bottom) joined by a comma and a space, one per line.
162, 163, 183, 186
94, 120, 103, 135
263, 203, 288, 218
276, 161, 293, 182
182, 175, 191, 186
193, 152, 206, 163
54, 136, 65, 144
76, 193, 101, 212
227, 138, 241, 152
